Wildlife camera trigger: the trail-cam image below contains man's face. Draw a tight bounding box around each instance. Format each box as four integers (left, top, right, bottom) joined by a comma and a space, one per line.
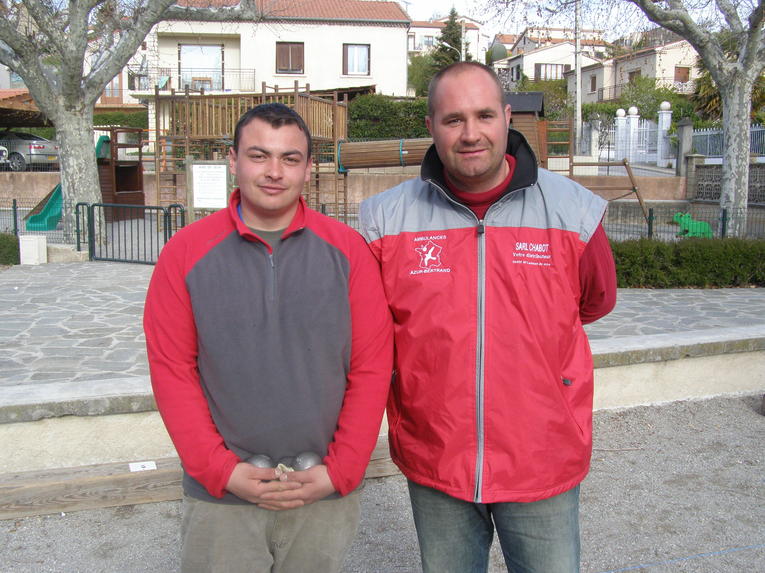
228, 118, 311, 230
426, 67, 511, 193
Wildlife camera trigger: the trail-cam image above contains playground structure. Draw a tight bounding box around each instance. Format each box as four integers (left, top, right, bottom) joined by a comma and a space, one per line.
24, 127, 145, 232
149, 83, 574, 221
151, 83, 351, 219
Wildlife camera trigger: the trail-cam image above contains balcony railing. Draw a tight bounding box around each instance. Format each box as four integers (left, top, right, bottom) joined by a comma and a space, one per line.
597, 77, 695, 101
126, 66, 257, 93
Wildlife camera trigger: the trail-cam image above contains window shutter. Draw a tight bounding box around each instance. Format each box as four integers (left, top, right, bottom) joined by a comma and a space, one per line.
343, 44, 348, 75
294, 44, 304, 73
276, 43, 289, 72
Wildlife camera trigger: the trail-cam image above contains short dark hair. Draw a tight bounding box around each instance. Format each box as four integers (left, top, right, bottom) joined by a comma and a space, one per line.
233, 103, 312, 158
427, 62, 505, 117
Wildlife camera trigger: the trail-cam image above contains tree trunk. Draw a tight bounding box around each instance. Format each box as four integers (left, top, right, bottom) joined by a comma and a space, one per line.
52, 111, 101, 243
718, 79, 753, 238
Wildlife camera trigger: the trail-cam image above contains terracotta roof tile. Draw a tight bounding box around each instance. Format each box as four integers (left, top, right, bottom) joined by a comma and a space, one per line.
177, 0, 409, 21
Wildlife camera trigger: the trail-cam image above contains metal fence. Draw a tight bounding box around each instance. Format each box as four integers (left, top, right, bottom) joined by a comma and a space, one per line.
75, 203, 186, 264
692, 125, 765, 157
0, 198, 67, 243
4, 199, 763, 266
603, 204, 765, 242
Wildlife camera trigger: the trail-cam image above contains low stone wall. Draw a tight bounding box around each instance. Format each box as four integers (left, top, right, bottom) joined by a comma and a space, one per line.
0, 172, 60, 205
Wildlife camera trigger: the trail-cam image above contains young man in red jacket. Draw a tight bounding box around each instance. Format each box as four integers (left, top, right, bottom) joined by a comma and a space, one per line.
144, 103, 393, 572
360, 62, 616, 572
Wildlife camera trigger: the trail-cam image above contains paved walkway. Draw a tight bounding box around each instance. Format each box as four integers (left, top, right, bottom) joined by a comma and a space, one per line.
1, 262, 764, 573
2, 262, 765, 388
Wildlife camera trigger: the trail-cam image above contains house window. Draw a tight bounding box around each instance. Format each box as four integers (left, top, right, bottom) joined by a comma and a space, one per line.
590, 75, 597, 93
533, 63, 570, 81
102, 74, 122, 103
408, 33, 415, 51
179, 44, 224, 90
343, 44, 370, 76
276, 42, 304, 74
424, 36, 434, 47
628, 69, 642, 83
674, 66, 690, 83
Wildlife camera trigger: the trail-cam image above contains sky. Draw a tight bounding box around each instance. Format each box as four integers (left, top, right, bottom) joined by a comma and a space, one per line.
396, 0, 648, 41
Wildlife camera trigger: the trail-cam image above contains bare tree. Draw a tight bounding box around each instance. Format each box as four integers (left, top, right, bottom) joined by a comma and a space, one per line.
626, 0, 764, 237
484, 0, 764, 237
0, 0, 266, 239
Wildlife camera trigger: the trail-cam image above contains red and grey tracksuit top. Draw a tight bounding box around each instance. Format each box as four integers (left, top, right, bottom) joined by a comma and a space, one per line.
144, 191, 393, 503
360, 130, 610, 504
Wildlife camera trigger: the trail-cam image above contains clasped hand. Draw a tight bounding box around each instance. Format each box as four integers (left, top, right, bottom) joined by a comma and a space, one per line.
226, 463, 336, 511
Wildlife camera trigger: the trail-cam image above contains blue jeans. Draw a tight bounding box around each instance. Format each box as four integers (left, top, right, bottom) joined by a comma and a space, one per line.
407, 480, 580, 573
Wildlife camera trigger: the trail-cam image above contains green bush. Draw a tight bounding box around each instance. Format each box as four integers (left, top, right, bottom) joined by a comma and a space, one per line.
348, 95, 429, 139
93, 111, 149, 129
611, 238, 765, 287
0, 233, 20, 266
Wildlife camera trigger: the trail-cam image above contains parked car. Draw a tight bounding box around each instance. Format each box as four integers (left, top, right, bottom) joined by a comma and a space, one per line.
0, 131, 59, 171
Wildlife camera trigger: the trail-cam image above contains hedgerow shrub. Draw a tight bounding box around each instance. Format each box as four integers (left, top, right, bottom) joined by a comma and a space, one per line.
0, 233, 19, 265
611, 239, 765, 287
348, 95, 429, 139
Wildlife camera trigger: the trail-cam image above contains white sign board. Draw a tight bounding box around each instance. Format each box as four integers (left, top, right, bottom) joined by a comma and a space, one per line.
191, 163, 229, 209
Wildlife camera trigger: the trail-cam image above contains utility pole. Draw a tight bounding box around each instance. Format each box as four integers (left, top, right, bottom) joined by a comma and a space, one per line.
574, 0, 582, 155
460, 19, 466, 62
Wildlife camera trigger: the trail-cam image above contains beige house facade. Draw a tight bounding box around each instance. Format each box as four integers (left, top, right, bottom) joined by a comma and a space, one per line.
565, 40, 700, 104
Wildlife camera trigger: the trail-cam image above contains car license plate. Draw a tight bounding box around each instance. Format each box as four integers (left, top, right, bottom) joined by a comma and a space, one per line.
47, 156, 57, 160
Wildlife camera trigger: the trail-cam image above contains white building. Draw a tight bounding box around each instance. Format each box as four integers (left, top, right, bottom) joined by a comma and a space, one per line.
507, 27, 607, 60
565, 40, 700, 104
407, 15, 488, 63
101, 0, 410, 108
493, 42, 599, 90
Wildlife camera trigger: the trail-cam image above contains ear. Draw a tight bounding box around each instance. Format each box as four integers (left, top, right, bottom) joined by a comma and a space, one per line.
228, 147, 237, 175
425, 115, 433, 136
303, 157, 312, 183
504, 104, 512, 128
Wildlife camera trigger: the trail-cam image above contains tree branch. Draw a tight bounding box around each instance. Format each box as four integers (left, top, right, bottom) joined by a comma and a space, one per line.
741, 0, 765, 78
714, 0, 745, 35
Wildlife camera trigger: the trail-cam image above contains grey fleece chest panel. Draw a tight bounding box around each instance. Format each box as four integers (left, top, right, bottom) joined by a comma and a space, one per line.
183, 228, 352, 500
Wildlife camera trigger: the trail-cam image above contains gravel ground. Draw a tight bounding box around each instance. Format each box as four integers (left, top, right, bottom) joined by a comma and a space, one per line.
2, 394, 763, 573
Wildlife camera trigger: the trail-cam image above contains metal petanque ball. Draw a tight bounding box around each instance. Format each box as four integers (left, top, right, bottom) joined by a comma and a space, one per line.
246, 454, 275, 468
293, 451, 322, 471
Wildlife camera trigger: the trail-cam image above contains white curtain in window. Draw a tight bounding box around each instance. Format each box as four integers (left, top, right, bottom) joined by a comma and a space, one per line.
347, 45, 369, 75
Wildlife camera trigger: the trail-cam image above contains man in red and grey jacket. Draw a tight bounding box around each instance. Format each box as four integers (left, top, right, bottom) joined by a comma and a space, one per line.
360, 62, 616, 572
144, 103, 393, 573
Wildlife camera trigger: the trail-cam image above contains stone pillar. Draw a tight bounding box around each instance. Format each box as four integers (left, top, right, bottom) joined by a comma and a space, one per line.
676, 118, 694, 176
656, 101, 672, 167
614, 109, 628, 163
589, 119, 601, 158
626, 106, 640, 164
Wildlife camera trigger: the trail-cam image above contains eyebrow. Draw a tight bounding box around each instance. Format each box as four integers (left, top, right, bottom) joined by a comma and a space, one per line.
440, 107, 497, 121
243, 145, 305, 159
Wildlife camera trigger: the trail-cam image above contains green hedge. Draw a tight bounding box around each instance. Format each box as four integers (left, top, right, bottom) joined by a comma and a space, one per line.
348, 95, 429, 139
0, 233, 20, 266
612, 238, 765, 287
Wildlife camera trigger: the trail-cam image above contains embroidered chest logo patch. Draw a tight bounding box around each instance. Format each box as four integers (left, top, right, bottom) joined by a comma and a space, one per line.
415, 240, 442, 269
512, 241, 552, 267
410, 235, 451, 275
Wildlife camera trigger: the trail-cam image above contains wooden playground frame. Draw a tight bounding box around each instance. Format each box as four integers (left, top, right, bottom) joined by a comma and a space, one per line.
152, 81, 351, 217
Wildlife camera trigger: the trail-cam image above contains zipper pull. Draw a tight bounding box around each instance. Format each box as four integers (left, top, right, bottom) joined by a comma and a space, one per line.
477, 220, 485, 235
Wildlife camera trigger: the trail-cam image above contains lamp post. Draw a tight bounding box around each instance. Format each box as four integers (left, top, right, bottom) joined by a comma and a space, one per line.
437, 41, 462, 62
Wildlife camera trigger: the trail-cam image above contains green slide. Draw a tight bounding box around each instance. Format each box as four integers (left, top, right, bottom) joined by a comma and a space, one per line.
25, 183, 62, 231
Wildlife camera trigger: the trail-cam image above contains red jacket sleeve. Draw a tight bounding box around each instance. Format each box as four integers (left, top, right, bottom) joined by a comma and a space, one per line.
143, 239, 239, 498
323, 233, 394, 495
579, 223, 617, 325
